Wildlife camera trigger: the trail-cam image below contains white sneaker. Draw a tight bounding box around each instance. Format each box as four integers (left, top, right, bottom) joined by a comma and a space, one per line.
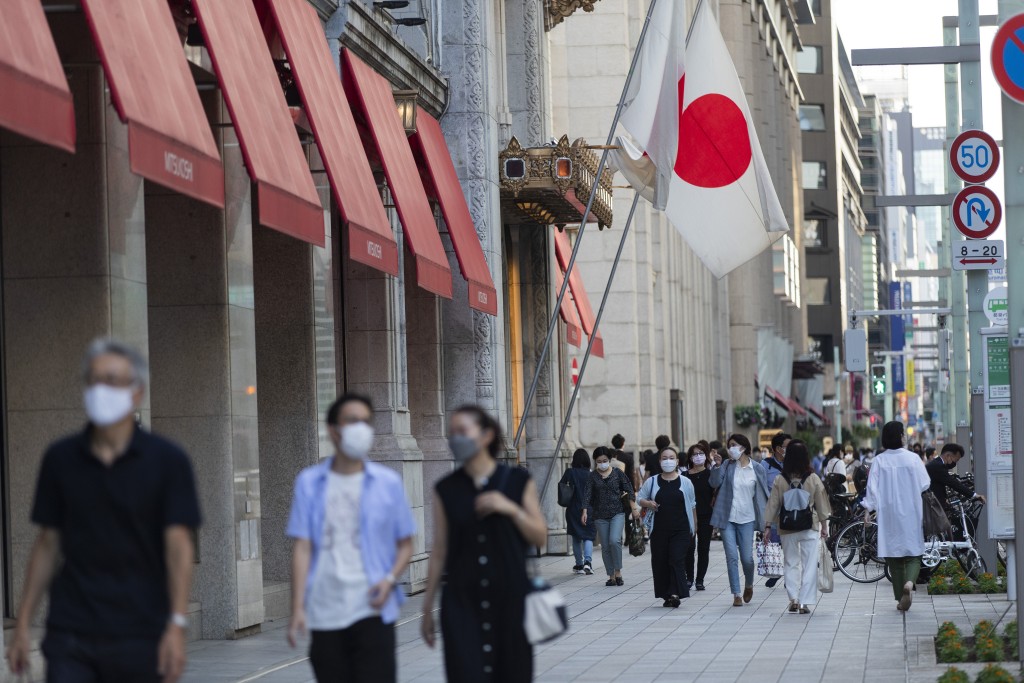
583, 563, 593, 575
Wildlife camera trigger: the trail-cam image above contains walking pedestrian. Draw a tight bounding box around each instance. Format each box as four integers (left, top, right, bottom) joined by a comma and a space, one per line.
6, 339, 201, 683
420, 406, 547, 682
763, 441, 831, 614
709, 434, 769, 607
582, 450, 640, 586
637, 448, 695, 607
861, 421, 931, 611
760, 432, 790, 588
559, 449, 596, 575
926, 443, 985, 509
683, 444, 717, 591
822, 445, 847, 495
286, 394, 416, 683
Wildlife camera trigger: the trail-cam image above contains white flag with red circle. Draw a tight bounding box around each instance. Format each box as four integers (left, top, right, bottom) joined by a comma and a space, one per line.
614, 1, 789, 279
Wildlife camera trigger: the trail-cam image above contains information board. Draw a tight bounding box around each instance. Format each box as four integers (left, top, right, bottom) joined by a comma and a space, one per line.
988, 472, 1016, 539
986, 335, 1011, 403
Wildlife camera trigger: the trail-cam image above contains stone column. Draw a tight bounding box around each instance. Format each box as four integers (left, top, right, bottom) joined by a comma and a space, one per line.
340, 206, 427, 589
1, 42, 148, 623
251, 143, 336, 619
146, 101, 263, 638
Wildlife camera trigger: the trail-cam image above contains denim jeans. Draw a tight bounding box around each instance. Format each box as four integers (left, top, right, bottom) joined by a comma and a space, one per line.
721, 520, 755, 596
595, 513, 625, 576
571, 536, 593, 566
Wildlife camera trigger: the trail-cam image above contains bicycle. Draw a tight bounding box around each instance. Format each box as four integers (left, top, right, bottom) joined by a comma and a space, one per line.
824, 491, 864, 571
923, 496, 988, 579
832, 515, 890, 583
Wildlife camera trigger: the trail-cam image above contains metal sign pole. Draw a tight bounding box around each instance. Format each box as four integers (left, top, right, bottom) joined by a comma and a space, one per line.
996, 0, 1024, 666
958, 0, 999, 571
944, 17, 965, 444
511, 0, 662, 450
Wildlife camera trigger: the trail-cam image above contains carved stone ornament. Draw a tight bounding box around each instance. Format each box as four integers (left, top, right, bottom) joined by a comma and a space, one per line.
545, 0, 601, 31
551, 135, 573, 196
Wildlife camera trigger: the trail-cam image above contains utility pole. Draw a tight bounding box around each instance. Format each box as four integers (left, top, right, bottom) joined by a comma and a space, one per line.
959, 0, 998, 572
943, 18, 963, 444
998, 0, 1024, 668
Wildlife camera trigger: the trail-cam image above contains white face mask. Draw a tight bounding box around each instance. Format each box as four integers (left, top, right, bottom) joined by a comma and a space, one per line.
340, 422, 375, 460
84, 384, 135, 427
691, 454, 706, 466
597, 462, 611, 472
844, 454, 853, 464
728, 445, 743, 460
660, 459, 678, 473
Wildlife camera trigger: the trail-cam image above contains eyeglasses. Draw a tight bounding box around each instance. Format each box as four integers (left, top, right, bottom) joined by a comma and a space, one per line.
86, 374, 137, 389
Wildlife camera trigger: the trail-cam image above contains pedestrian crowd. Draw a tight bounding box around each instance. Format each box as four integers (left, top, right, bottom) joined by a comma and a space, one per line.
3, 337, 975, 683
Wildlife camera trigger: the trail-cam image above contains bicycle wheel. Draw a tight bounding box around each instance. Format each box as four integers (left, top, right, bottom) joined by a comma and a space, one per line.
955, 548, 988, 580
832, 521, 857, 569
834, 520, 887, 583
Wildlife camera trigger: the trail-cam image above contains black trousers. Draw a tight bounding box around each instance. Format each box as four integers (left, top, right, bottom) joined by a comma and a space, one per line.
42, 630, 160, 683
310, 617, 396, 683
685, 516, 713, 584
650, 527, 691, 599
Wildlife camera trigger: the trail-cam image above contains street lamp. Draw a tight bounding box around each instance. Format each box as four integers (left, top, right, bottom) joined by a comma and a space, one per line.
393, 90, 418, 135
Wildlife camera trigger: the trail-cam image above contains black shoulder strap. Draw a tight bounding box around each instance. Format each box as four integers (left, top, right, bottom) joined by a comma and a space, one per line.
767, 458, 783, 472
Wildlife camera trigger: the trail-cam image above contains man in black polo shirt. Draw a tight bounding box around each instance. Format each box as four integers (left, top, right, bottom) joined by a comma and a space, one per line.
6, 339, 201, 683
926, 443, 985, 510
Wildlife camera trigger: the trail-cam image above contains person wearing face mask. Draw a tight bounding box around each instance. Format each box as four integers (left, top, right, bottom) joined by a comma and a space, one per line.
926, 443, 985, 510
582, 451, 640, 586
286, 394, 415, 683
637, 448, 696, 607
709, 434, 770, 607
683, 444, 718, 591
7, 339, 201, 683
559, 449, 596, 575
420, 406, 547, 683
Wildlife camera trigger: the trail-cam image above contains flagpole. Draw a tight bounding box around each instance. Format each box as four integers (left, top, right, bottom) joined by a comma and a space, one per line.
512, 0, 662, 451
538, 192, 642, 503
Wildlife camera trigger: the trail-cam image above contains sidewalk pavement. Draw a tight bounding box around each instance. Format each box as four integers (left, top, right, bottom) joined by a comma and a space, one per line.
180, 544, 1018, 683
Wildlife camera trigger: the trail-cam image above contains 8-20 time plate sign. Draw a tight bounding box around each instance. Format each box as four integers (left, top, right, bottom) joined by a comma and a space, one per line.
952, 239, 1004, 271
949, 129, 1000, 184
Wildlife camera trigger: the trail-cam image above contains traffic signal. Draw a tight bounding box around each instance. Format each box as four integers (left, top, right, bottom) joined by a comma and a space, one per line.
871, 364, 887, 396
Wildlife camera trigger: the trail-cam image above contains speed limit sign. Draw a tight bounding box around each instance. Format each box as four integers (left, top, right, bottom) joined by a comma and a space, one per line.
949, 129, 1000, 184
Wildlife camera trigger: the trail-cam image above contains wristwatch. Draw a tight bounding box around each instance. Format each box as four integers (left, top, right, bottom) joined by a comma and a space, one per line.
170, 613, 189, 629
384, 573, 396, 585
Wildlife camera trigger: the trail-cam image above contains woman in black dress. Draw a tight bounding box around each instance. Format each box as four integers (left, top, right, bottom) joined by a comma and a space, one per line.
558, 448, 596, 575
636, 448, 696, 607
683, 443, 717, 591
420, 406, 547, 683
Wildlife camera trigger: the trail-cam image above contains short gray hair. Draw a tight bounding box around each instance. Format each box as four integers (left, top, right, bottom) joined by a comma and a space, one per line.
82, 338, 149, 387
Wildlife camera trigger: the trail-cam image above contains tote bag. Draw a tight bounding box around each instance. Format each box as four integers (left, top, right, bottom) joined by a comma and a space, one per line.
922, 490, 952, 538
818, 540, 834, 593
756, 540, 784, 578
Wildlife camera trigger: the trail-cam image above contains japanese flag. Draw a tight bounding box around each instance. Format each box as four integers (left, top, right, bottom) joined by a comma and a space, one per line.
614, 1, 789, 279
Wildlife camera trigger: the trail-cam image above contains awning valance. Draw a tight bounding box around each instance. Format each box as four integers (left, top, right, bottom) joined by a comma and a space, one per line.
342, 49, 452, 298
554, 269, 582, 348
193, 0, 324, 245
82, 0, 223, 207
0, 0, 75, 151
265, 0, 399, 274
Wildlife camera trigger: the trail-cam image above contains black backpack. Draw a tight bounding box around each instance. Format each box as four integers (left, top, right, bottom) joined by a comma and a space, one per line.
779, 474, 813, 531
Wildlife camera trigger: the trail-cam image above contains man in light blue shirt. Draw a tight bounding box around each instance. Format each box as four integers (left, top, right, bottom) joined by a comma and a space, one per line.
286, 394, 415, 683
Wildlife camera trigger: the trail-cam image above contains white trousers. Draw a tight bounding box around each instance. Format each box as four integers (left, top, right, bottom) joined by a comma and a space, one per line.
780, 529, 819, 606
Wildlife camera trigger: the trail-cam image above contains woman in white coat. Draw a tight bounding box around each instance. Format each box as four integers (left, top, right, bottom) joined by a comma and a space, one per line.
861, 421, 931, 611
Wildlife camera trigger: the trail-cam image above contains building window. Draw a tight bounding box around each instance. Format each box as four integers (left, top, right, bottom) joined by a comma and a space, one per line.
802, 161, 827, 189
797, 46, 822, 74
810, 0, 822, 16
805, 277, 832, 305
803, 219, 826, 247
799, 105, 826, 131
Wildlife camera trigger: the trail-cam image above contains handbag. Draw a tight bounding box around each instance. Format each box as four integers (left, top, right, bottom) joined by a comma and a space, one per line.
756, 540, 784, 579
922, 490, 952, 538
818, 538, 833, 593
626, 516, 646, 557
524, 573, 568, 644
557, 473, 574, 508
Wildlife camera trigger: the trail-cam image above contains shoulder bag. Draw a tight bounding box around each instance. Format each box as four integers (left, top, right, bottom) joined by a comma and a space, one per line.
557, 470, 574, 507
492, 466, 569, 644
922, 490, 952, 538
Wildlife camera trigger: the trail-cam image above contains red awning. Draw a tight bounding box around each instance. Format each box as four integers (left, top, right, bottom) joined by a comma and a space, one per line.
264, 0, 398, 275
192, 0, 324, 245
0, 0, 75, 151
342, 49, 452, 299
81, 0, 223, 207
410, 112, 496, 314
808, 405, 829, 425
554, 269, 582, 348
765, 387, 806, 416
553, 231, 603, 358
